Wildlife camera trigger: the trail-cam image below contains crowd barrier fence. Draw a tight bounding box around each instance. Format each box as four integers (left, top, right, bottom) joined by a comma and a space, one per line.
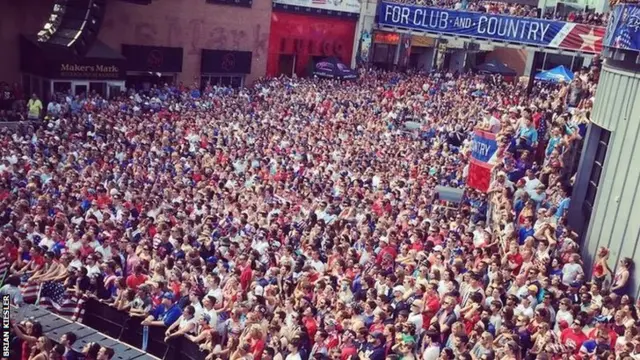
83, 299, 208, 360
10, 304, 158, 360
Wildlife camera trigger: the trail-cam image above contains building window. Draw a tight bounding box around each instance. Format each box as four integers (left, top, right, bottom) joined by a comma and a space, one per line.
582, 126, 611, 226
53, 81, 72, 95
202, 75, 244, 88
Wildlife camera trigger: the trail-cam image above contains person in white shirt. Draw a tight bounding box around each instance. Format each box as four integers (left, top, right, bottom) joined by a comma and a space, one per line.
202, 295, 219, 331
189, 293, 204, 319
523, 169, 542, 193
206, 275, 223, 306
408, 300, 424, 336
562, 254, 584, 285
309, 250, 326, 274
252, 236, 270, 264
95, 241, 113, 261
514, 296, 534, 318
554, 299, 574, 332
422, 329, 441, 360
85, 255, 102, 278
0, 276, 24, 306
47, 100, 61, 116
165, 305, 197, 342
285, 339, 302, 360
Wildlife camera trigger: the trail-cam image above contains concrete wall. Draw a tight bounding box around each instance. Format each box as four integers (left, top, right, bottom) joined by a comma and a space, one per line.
98, 0, 271, 84
577, 60, 640, 297
485, 47, 527, 75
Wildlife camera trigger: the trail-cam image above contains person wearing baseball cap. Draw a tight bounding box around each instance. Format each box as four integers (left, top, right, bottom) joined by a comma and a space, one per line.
141, 292, 182, 328
359, 332, 385, 360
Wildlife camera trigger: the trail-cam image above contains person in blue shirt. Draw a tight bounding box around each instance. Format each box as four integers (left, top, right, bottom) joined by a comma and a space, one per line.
518, 118, 538, 150
528, 184, 547, 209
141, 292, 182, 328
545, 127, 562, 157
518, 217, 535, 245
554, 185, 572, 219
359, 332, 386, 360
579, 330, 610, 357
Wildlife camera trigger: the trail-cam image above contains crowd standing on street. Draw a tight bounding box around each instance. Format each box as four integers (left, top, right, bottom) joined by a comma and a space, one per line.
3, 64, 638, 360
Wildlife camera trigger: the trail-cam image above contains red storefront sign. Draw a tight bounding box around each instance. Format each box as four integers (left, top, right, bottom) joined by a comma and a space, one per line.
267, 12, 357, 77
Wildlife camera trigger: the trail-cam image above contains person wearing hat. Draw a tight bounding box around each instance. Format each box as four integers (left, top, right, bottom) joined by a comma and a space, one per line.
408, 299, 424, 336
579, 328, 612, 358
528, 183, 547, 207
141, 292, 182, 328
359, 332, 386, 360
523, 169, 542, 193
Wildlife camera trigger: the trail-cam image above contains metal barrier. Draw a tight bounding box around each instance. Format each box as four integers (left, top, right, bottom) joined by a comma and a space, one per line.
83, 299, 208, 360
10, 304, 158, 360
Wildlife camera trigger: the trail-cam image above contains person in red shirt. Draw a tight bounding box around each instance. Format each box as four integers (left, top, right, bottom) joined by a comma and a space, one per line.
23, 246, 46, 276
245, 325, 266, 360
561, 319, 589, 353
376, 239, 397, 265
325, 320, 340, 349
4, 239, 18, 264
302, 306, 318, 340
340, 330, 358, 360
587, 318, 618, 349
79, 235, 95, 260
505, 242, 524, 276
369, 312, 386, 333
126, 264, 148, 291
426, 226, 444, 246
239, 255, 253, 291
423, 283, 441, 319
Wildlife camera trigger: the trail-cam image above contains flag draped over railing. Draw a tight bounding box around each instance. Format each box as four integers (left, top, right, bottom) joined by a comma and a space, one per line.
18, 277, 88, 323
467, 129, 499, 192
38, 281, 88, 322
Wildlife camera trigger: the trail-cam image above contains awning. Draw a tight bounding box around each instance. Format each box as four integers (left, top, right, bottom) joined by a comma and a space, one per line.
20, 36, 126, 80
475, 59, 517, 76
535, 65, 574, 83
122, 44, 184, 73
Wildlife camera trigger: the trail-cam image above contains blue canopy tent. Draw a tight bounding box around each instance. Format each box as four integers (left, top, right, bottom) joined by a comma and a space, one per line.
535, 65, 574, 83
312, 57, 358, 80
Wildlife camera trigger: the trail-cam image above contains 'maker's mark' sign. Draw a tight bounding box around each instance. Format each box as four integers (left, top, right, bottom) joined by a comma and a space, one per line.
56, 63, 122, 79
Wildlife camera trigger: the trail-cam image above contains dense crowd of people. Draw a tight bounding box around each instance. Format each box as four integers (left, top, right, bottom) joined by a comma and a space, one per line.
385, 0, 609, 27
2, 62, 637, 360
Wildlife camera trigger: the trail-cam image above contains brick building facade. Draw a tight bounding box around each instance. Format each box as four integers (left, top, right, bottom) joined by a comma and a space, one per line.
0, 0, 271, 86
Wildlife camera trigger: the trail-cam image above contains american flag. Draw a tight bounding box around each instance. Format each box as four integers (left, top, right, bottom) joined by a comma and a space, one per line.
614, 28, 633, 49
0, 253, 9, 277
39, 281, 88, 322
20, 281, 41, 303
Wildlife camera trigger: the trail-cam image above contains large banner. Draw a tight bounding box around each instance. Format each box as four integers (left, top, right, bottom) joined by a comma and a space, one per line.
273, 0, 360, 14
467, 130, 498, 192
377, 1, 605, 54
604, 4, 640, 51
